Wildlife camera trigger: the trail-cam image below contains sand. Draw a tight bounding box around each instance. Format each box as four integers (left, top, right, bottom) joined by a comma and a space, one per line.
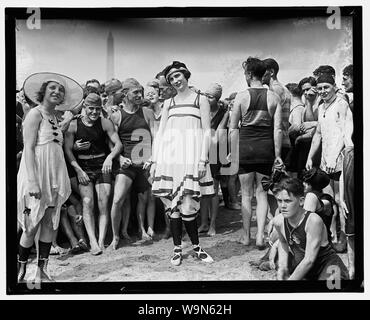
22, 202, 347, 284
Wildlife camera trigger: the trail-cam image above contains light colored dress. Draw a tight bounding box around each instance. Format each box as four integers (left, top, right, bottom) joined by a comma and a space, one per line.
152, 92, 214, 215
17, 107, 71, 232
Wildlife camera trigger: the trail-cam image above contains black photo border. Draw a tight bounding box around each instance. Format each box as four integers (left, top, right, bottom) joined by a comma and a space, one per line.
5, 6, 364, 295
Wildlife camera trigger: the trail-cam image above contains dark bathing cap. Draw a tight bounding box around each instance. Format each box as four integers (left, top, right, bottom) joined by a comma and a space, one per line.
316, 74, 335, 85
163, 61, 191, 84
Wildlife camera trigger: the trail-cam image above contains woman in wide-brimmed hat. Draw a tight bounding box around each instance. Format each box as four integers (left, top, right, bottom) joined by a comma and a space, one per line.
150, 61, 214, 266
17, 72, 83, 283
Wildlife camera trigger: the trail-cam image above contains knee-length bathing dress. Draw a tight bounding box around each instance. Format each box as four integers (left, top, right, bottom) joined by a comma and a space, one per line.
17, 108, 71, 232
152, 93, 214, 215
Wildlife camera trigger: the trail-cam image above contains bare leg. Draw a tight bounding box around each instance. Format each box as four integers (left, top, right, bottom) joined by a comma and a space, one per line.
19, 224, 39, 249
95, 182, 111, 250
198, 197, 211, 233
347, 235, 355, 279
110, 174, 132, 249
79, 183, 101, 254
255, 173, 269, 248
120, 196, 132, 241
208, 179, 220, 236
146, 190, 156, 238
67, 205, 87, 244
70, 177, 80, 196
324, 183, 338, 243
238, 172, 255, 245
60, 209, 79, 248
137, 191, 150, 240
333, 180, 347, 244
229, 174, 239, 204
161, 199, 172, 239
39, 208, 57, 243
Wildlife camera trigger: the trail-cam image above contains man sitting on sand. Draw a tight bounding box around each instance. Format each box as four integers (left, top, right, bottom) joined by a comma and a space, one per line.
272, 178, 348, 280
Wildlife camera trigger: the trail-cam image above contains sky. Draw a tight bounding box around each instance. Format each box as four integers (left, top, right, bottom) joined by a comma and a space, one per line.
16, 16, 352, 98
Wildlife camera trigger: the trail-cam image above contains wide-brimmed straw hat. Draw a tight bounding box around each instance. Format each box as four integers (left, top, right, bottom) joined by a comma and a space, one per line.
23, 72, 84, 111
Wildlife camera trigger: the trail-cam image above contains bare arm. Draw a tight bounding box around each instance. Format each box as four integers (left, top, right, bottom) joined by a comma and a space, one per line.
151, 99, 170, 163
228, 92, 243, 167
64, 120, 90, 185
273, 216, 290, 280
344, 105, 353, 148
339, 165, 349, 218
101, 118, 123, 173
306, 121, 322, 170
199, 95, 211, 160
58, 111, 75, 133
142, 107, 156, 139
303, 192, 320, 212
212, 110, 230, 145
271, 93, 283, 161
198, 95, 212, 179
108, 110, 131, 168
303, 93, 319, 121
22, 109, 42, 199
288, 106, 304, 136
288, 214, 323, 280
304, 102, 316, 122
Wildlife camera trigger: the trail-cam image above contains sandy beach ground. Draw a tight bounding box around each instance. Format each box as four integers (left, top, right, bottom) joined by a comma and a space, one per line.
22, 199, 347, 283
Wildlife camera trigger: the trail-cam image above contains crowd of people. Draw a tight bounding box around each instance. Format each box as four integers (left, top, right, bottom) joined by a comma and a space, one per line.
15, 57, 355, 282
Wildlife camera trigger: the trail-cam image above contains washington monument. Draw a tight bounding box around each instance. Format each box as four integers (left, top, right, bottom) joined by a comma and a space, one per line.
106, 31, 114, 79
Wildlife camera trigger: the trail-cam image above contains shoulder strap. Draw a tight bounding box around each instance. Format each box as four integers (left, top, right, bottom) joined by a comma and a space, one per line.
301, 211, 311, 227
99, 115, 105, 130
169, 97, 175, 108
35, 107, 44, 119
290, 103, 304, 114
194, 92, 201, 108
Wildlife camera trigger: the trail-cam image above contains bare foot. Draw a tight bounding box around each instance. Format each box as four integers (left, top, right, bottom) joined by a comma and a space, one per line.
207, 227, 216, 237
238, 234, 250, 246
108, 237, 120, 250
147, 227, 155, 238
121, 232, 133, 243
198, 224, 209, 233
78, 239, 89, 251
98, 242, 105, 251
90, 245, 103, 256
140, 231, 152, 241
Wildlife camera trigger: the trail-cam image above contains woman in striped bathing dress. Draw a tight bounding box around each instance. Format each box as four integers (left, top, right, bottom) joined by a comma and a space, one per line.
150, 61, 214, 266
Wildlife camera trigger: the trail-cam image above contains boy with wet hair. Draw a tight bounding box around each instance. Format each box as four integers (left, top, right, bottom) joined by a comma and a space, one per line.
272, 178, 348, 280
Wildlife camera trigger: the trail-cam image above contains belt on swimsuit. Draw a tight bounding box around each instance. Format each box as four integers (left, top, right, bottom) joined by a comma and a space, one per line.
77, 153, 106, 160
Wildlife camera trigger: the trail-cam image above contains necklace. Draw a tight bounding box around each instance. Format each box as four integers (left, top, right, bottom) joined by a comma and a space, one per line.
323, 96, 337, 118
285, 212, 306, 246
81, 117, 94, 127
